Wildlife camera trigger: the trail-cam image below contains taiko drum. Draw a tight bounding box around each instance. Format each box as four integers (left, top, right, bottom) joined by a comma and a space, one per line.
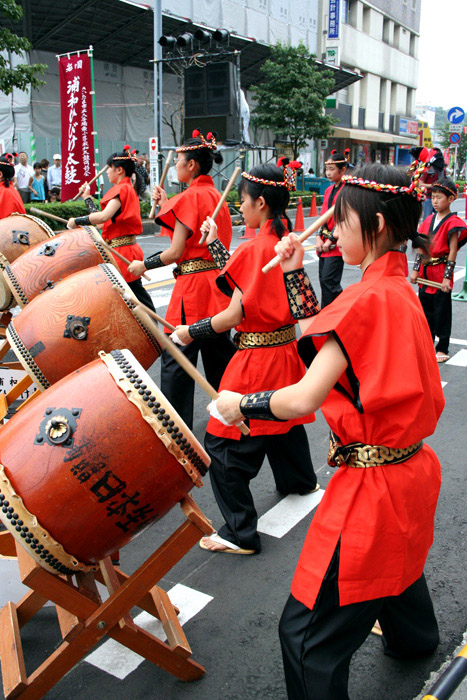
0, 349, 210, 574
3, 225, 117, 308
6, 263, 161, 390
0, 213, 55, 310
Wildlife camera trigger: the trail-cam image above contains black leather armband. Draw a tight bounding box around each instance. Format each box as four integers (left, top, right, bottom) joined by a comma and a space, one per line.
239, 391, 285, 422
188, 317, 218, 339
283, 268, 320, 320
444, 260, 455, 280
413, 253, 422, 272
207, 238, 230, 270
74, 215, 91, 226
144, 252, 164, 270
84, 197, 98, 213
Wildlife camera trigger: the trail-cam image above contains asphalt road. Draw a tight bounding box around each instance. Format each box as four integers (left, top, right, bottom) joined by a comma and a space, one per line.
1, 206, 466, 700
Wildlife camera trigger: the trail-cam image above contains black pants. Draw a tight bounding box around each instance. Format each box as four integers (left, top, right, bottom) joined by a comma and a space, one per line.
419, 287, 452, 354
279, 547, 439, 700
319, 256, 344, 308
205, 425, 317, 552
128, 278, 156, 312
160, 331, 235, 430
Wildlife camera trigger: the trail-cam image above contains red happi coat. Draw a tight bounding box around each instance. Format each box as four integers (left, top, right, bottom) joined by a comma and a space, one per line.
0, 182, 26, 217
101, 177, 144, 283
318, 182, 344, 259
206, 219, 315, 440
418, 212, 467, 294
291, 251, 444, 609
155, 175, 232, 328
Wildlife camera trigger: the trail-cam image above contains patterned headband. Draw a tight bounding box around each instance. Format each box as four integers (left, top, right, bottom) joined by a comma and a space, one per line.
342, 170, 426, 202
432, 182, 457, 197
325, 158, 347, 165
112, 145, 137, 162
176, 130, 217, 153
242, 166, 297, 192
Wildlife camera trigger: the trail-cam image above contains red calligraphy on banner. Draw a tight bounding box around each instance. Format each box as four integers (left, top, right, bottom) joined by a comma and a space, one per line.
58, 53, 97, 201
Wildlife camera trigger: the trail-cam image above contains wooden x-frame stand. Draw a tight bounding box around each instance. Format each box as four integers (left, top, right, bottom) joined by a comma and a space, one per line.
0, 338, 38, 423
0, 494, 213, 699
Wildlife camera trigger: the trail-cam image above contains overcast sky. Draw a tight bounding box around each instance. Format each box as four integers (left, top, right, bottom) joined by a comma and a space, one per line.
416, 0, 463, 109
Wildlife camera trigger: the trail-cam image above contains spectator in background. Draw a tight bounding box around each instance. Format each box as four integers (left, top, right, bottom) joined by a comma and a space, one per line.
40, 158, 50, 201
135, 152, 151, 200
29, 162, 46, 203
14, 152, 34, 203
47, 154, 62, 201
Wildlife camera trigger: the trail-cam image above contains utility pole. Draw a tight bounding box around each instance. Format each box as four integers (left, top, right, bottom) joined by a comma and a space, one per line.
153, 0, 162, 176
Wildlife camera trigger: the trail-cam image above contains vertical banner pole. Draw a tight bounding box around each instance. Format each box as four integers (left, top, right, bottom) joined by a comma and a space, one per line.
88, 45, 101, 204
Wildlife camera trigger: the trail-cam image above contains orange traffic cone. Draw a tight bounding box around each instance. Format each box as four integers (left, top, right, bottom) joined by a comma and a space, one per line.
294, 197, 305, 232
309, 192, 318, 217
239, 225, 257, 239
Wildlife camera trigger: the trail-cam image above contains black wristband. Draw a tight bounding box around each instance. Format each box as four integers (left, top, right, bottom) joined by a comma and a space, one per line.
207, 238, 230, 270
188, 317, 218, 339
145, 252, 164, 270
413, 253, 422, 272
283, 268, 320, 320
74, 215, 91, 226
84, 197, 98, 213
239, 391, 285, 422
443, 260, 455, 280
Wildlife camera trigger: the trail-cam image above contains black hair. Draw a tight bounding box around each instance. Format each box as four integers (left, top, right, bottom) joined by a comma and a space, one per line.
106, 151, 136, 177
179, 136, 223, 175
238, 163, 292, 238
33, 162, 42, 169
0, 156, 14, 187
334, 164, 427, 252
327, 152, 347, 171
432, 177, 457, 197
40, 158, 49, 168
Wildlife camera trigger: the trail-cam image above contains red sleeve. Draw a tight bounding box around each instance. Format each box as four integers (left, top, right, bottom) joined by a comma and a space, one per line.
0, 186, 26, 216
418, 214, 433, 235
155, 188, 199, 235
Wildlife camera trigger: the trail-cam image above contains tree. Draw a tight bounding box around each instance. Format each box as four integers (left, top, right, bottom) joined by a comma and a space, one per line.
0, 0, 47, 95
250, 43, 335, 158
439, 123, 467, 177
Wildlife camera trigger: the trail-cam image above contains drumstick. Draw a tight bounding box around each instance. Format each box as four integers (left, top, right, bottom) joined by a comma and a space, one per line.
149, 150, 174, 220
262, 206, 335, 274
30, 207, 67, 224
30, 207, 151, 282
113, 286, 250, 436
110, 284, 175, 332
71, 164, 109, 201
416, 278, 444, 290
99, 239, 150, 281
199, 166, 241, 244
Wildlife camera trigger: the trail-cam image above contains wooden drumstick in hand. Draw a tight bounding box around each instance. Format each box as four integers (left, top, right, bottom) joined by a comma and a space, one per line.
199, 166, 241, 244
262, 206, 335, 274
149, 150, 174, 220
71, 165, 109, 201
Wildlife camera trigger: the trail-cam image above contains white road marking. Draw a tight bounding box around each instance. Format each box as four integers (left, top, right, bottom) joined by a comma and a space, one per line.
446, 349, 467, 367
441, 381, 447, 388
450, 338, 467, 346
85, 584, 213, 679
454, 268, 465, 282
257, 489, 325, 538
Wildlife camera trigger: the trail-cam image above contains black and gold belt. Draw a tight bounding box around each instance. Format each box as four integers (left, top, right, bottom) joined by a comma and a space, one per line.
173, 258, 218, 278
108, 235, 137, 248
327, 431, 423, 469
423, 255, 448, 267
233, 325, 296, 350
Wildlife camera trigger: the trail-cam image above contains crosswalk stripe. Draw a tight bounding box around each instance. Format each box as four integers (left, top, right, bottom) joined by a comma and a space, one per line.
446, 349, 467, 367
257, 489, 325, 538
85, 584, 213, 679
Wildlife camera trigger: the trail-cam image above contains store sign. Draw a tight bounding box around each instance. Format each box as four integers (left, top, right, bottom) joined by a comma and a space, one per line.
149, 136, 159, 190
418, 120, 433, 149
399, 118, 418, 136
326, 46, 340, 66
328, 0, 340, 39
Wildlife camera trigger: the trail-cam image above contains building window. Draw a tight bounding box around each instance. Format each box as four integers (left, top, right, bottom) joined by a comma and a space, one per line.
409, 33, 416, 57
362, 6, 371, 34
342, 0, 353, 26
383, 18, 390, 44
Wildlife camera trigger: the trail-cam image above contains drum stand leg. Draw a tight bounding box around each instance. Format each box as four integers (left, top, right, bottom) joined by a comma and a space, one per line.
0, 338, 37, 423
0, 494, 213, 699
0, 312, 12, 338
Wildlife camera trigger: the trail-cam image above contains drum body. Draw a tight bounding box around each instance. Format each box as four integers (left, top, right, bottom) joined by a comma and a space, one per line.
0, 349, 210, 574
4, 226, 116, 308
0, 214, 55, 310
6, 263, 161, 390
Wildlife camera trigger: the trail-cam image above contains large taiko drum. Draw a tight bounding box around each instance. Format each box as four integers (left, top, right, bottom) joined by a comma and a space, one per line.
6, 263, 161, 391
0, 213, 55, 310
0, 349, 210, 575
3, 225, 117, 308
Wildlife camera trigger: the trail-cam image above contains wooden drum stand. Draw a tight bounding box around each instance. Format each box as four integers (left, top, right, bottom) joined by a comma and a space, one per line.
0, 339, 37, 424
0, 494, 213, 699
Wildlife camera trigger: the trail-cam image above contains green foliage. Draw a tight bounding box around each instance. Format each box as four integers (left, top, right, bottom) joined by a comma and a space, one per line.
25, 201, 89, 231
250, 43, 335, 158
0, 0, 47, 95
439, 124, 467, 174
